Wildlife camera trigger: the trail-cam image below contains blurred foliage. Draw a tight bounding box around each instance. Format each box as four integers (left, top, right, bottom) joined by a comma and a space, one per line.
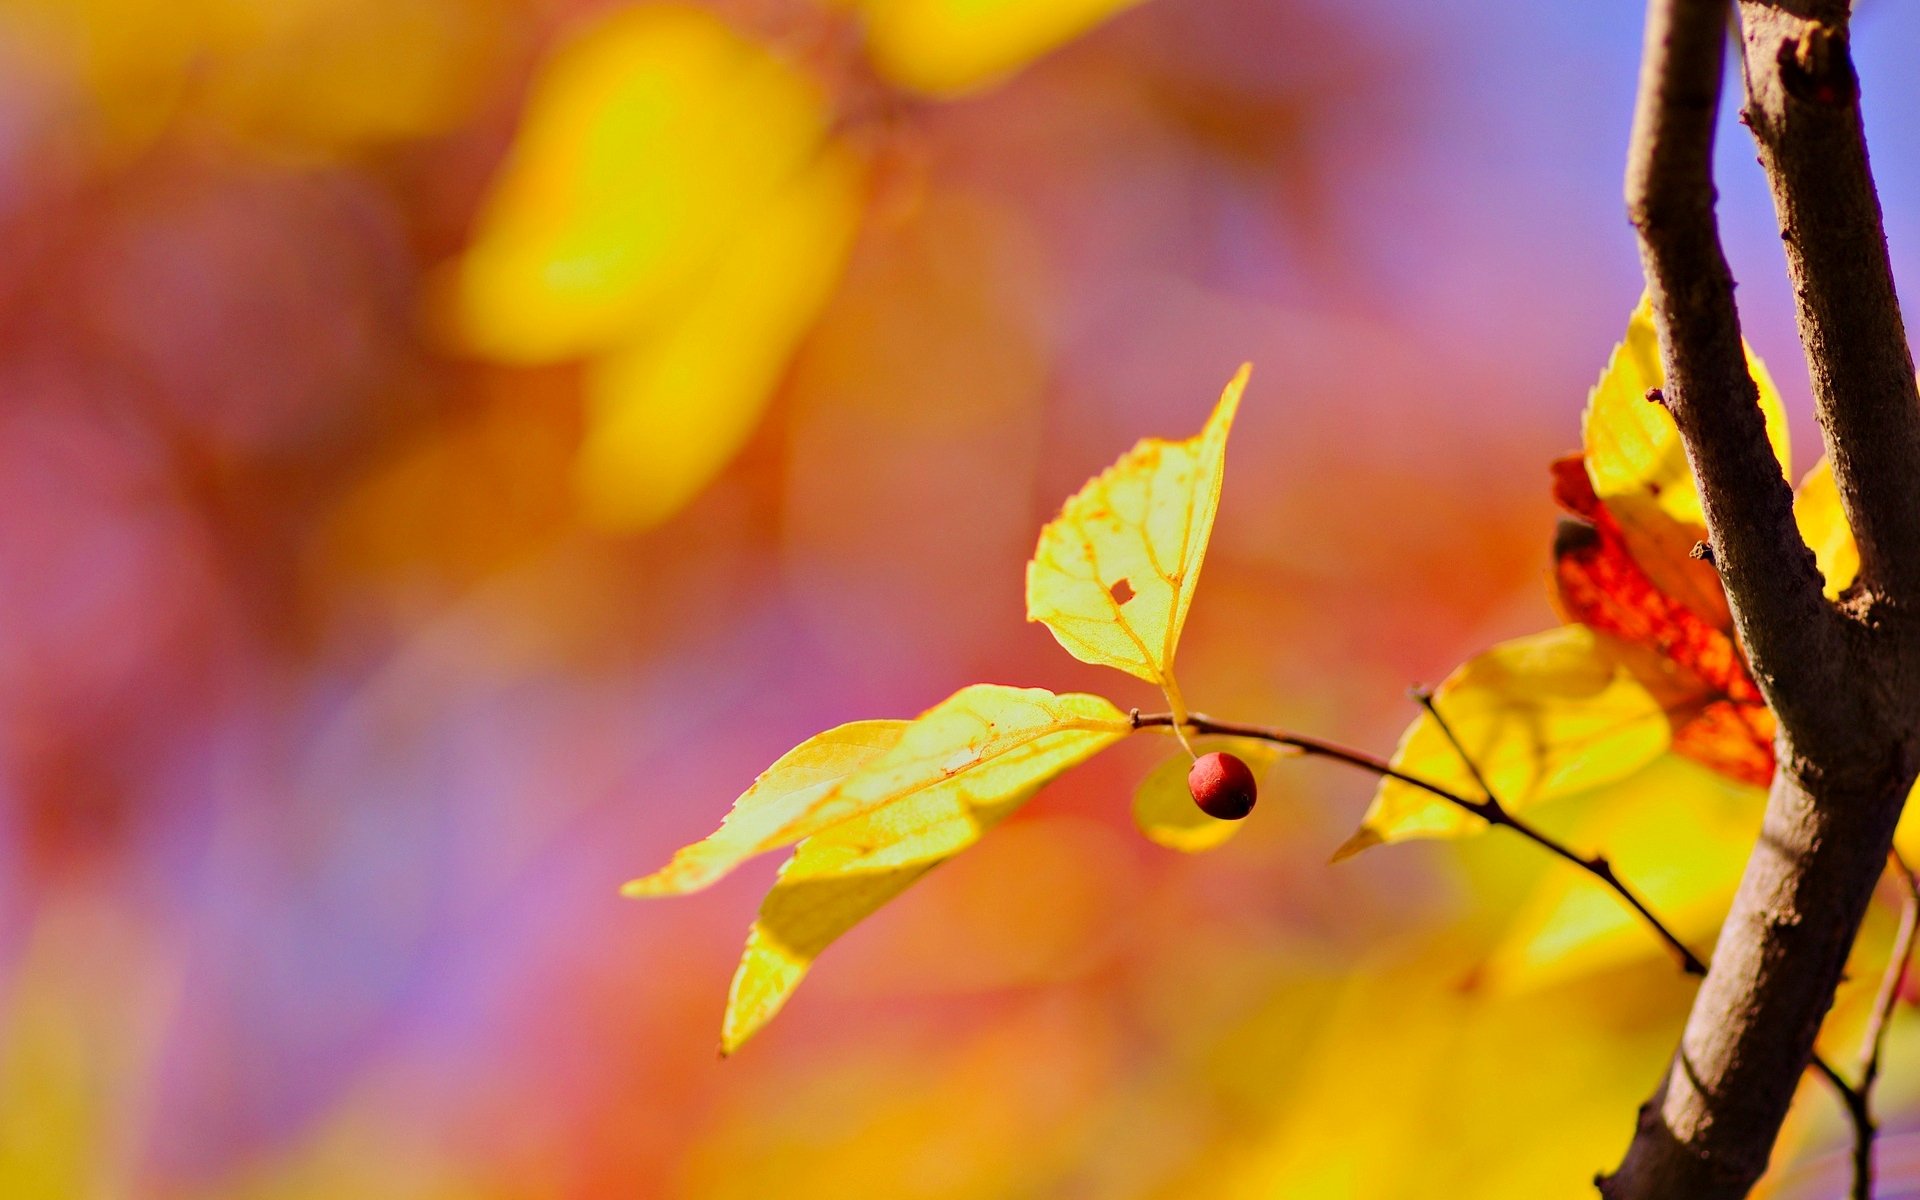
5, 0, 1920, 1195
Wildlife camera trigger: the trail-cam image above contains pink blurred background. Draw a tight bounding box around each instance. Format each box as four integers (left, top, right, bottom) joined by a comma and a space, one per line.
6, 0, 1920, 1194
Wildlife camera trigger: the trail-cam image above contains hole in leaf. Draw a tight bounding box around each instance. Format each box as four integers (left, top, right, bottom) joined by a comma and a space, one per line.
1108, 578, 1135, 605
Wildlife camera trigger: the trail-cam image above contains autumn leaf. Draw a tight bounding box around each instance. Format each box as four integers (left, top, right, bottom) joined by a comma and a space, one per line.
1579, 294, 1790, 625
575, 144, 866, 528
641, 684, 1128, 1050
721, 774, 1044, 1053
1132, 737, 1278, 853
1582, 293, 1790, 533
1551, 455, 1775, 786
446, 4, 863, 531
848, 0, 1151, 96
451, 5, 833, 362
623, 720, 907, 898
1478, 755, 1761, 994
1026, 366, 1247, 716
1335, 625, 1670, 857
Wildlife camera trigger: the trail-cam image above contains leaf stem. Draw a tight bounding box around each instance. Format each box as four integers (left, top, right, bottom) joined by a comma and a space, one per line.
1158, 676, 1199, 760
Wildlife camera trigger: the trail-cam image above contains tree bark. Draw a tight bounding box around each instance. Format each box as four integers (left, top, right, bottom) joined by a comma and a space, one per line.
1598, 0, 1920, 1195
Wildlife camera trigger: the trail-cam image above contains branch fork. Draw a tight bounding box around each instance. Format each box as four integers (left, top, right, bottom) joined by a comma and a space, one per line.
1602, 1, 1920, 1195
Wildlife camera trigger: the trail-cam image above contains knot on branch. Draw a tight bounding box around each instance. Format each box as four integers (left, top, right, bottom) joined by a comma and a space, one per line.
1776, 24, 1857, 109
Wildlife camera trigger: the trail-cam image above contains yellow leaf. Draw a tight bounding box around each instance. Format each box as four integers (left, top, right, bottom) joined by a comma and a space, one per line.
623, 720, 907, 898
1584, 293, 1791, 530
1479, 754, 1761, 994
1793, 457, 1860, 600
1025, 366, 1246, 706
1582, 295, 1790, 623
575, 144, 865, 529
1218, 941, 1697, 1198
715, 684, 1128, 1050
1336, 625, 1670, 857
722, 779, 1036, 1053
1132, 737, 1277, 853
3, 0, 500, 158
451, 4, 831, 362
850, 0, 1149, 96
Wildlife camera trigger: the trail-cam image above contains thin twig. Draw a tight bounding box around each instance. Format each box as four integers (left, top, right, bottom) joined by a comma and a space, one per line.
1805, 850, 1920, 1200
1412, 691, 1884, 1185
1820, 849, 1920, 1200
1809, 1054, 1874, 1200
1411, 687, 1500, 804
1859, 849, 1920, 1097
1129, 708, 1708, 976
1133, 704, 1874, 1171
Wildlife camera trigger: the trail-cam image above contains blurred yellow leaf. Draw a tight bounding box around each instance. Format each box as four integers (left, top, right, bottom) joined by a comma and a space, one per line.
1336, 625, 1670, 857
849, 0, 1149, 95
1214, 941, 1698, 1199
576, 144, 865, 529
682, 1001, 1113, 1197
4, 0, 499, 157
624, 720, 907, 898
1794, 457, 1860, 600
713, 684, 1129, 1049
1479, 754, 1761, 994
0, 905, 174, 1200
1026, 366, 1246, 711
1584, 293, 1790, 531
723, 779, 1034, 1053
1132, 737, 1276, 853
453, 4, 832, 362
197, 0, 502, 150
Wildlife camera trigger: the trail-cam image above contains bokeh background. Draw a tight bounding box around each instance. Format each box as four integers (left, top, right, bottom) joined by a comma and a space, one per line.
6, 0, 1920, 1195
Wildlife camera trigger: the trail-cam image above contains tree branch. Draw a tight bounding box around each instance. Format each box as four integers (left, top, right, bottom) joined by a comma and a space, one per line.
1737, 0, 1920, 606
1602, 2, 1920, 1196
1622, 0, 1839, 734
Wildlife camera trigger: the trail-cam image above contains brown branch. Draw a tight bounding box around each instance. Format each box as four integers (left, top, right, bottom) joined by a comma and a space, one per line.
1622, 0, 1839, 731
1603, 2, 1920, 1196
1737, 0, 1920, 606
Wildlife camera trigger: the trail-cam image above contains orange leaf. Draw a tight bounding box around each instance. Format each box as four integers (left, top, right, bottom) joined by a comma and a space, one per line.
1549, 455, 1774, 787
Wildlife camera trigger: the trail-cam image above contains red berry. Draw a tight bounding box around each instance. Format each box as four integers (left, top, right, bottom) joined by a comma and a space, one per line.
1188, 752, 1257, 821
